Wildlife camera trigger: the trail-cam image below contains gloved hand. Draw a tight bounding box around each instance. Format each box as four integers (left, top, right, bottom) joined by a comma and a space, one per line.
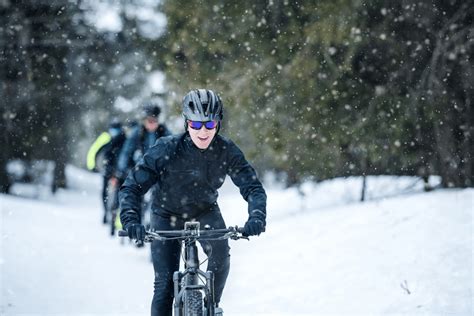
125, 223, 146, 242
243, 216, 265, 236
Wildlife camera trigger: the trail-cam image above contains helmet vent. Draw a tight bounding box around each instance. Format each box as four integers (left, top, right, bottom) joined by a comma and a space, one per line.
198, 89, 209, 104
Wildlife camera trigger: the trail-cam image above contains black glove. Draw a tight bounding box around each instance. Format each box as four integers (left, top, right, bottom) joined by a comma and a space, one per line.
243, 216, 265, 236
125, 223, 146, 242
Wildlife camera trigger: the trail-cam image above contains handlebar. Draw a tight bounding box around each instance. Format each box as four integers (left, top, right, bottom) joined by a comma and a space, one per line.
118, 225, 249, 242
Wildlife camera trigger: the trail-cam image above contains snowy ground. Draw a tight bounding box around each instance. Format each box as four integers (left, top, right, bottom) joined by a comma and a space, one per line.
1, 166, 472, 316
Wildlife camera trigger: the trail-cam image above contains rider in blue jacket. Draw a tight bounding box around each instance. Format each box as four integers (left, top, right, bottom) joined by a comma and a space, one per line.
116, 103, 171, 180
119, 89, 267, 316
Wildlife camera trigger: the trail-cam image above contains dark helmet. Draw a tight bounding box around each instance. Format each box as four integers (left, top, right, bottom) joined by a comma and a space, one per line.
182, 89, 223, 122
108, 117, 122, 129
142, 102, 161, 118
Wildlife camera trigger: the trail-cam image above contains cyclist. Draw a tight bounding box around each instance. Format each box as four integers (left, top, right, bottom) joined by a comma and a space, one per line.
119, 89, 267, 316
114, 103, 171, 238
115, 102, 171, 181
86, 118, 126, 223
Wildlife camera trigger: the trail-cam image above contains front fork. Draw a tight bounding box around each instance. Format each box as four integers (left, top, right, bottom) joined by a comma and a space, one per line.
173, 240, 216, 316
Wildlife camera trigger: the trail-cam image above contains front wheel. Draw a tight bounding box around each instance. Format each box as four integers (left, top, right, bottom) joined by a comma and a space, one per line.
183, 290, 203, 316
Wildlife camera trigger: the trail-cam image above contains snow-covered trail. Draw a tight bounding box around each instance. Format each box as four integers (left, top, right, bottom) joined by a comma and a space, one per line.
1, 167, 472, 315
226, 189, 472, 315
1, 186, 155, 315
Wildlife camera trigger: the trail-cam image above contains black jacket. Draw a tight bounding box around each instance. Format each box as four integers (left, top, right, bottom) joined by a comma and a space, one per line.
100, 132, 127, 178
119, 133, 267, 227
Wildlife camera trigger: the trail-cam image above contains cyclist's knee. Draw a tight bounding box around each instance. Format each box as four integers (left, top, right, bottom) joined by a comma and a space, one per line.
207, 245, 230, 271
202, 240, 230, 256
153, 274, 173, 294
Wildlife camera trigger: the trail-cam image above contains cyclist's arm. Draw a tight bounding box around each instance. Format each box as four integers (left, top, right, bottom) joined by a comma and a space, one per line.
226, 140, 267, 220
118, 140, 165, 227
86, 132, 111, 171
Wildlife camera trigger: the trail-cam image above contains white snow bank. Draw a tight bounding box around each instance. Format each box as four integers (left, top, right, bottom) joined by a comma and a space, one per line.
1, 166, 472, 315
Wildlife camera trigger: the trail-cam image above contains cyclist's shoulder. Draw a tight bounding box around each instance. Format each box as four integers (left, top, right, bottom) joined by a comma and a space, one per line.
112, 132, 127, 144
214, 134, 233, 146
157, 123, 172, 136
215, 134, 241, 151
151, 133, 183, 151
158, 132, 182, 143
144, 134, 185, 166
93, 131, 112, 144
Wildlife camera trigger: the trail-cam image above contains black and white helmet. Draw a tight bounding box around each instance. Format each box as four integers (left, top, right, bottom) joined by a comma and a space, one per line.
182, 89, 223, 122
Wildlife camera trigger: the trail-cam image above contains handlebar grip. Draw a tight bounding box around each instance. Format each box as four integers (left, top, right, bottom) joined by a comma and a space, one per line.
236, 226, 265, 236
118, 230, 129, 237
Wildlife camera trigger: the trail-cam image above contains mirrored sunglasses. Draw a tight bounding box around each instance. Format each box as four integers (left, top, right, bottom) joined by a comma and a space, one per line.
187, 120, 218, 130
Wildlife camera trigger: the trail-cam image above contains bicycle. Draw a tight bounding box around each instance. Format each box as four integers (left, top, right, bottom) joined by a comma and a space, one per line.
119, 221, 249, 316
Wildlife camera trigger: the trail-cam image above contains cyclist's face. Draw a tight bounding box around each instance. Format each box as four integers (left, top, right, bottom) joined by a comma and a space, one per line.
144, 116, 159, 132
188, 123, 217, 149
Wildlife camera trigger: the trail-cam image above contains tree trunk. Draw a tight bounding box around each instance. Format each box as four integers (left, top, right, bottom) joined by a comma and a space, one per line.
0, 149, 10, 194
0, 69, 12, 194
360, 174, 367, 202
0, 108, 9, 192
460, 67, 473, 187
52, 154, 67, 193
433, 109, 464, 188
51, 99, 68, 194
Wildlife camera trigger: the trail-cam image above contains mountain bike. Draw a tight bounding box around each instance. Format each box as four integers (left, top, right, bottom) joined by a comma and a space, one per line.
119, 221, 248, 316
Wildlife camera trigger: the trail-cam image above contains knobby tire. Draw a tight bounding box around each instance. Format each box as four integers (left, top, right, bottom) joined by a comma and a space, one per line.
184, 290, 203, 316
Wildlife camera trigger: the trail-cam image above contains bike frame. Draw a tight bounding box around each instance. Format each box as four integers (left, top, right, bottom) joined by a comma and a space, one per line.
171, 221, 214, 315
173, 237, 216, 316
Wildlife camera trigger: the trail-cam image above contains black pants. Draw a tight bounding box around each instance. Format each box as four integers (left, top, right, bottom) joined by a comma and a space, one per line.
101, 175, 110, 213
150, 207, 230, 316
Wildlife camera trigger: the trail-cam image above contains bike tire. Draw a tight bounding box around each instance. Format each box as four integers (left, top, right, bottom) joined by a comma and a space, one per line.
183, 290, 203, 316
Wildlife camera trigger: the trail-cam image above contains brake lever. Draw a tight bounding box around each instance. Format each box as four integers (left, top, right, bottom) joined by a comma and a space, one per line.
230, 233, 249, 241
143, 231, 162, 242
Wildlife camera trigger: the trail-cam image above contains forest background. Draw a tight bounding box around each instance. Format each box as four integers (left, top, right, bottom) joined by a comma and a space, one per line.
1, 0, 472, 192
